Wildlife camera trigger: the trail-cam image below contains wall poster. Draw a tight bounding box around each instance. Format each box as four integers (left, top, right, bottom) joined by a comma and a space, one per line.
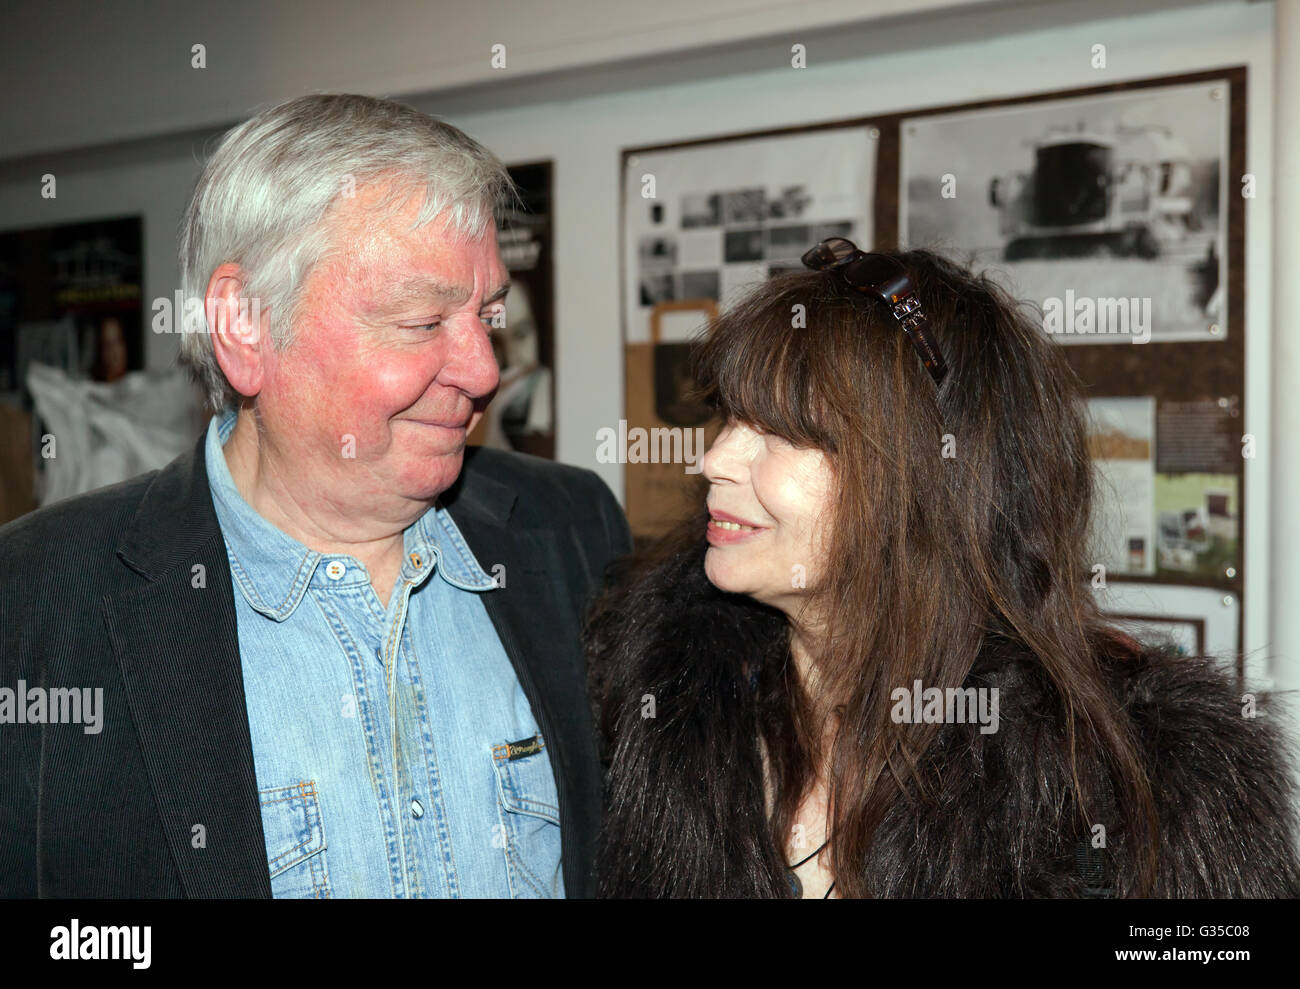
471, 160, 555, 460
900, 80, 1229, 345
621, 125, 878, 538
0, 215, 144, 524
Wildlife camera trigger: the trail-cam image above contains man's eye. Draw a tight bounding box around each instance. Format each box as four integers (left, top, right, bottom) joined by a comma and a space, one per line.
412, 322, 440, 332
480, 307, 504, 328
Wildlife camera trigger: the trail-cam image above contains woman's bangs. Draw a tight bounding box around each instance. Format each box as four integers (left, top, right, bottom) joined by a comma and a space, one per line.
693, 296, 832, 449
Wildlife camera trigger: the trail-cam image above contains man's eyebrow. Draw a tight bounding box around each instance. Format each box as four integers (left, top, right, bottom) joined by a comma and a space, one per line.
379, 277, 509, 310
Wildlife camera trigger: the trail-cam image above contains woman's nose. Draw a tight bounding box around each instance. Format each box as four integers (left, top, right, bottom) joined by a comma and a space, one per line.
701, 423, 752, 483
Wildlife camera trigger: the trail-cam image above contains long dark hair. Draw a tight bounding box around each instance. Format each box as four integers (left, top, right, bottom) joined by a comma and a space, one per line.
591, 248, 1161, 897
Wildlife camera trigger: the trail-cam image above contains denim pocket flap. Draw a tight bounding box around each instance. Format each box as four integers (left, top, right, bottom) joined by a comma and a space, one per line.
259, 781, 326, 877
491, 737, 559, 824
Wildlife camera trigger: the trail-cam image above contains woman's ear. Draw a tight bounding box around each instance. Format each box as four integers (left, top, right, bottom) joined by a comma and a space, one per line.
206, 262, 267, 399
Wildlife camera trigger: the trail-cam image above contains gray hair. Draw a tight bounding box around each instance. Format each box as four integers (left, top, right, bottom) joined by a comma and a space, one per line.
178, 93, 518, 411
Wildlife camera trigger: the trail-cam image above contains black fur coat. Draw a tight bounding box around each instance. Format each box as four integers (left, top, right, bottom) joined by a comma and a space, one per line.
587, 538, 1300, 898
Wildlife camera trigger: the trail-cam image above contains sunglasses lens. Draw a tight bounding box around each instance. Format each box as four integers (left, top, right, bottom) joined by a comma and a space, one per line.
821, 238, 858, 262
801, 237, 859, 269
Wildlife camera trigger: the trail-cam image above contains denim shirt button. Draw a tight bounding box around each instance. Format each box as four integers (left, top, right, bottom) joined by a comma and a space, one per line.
325, 560, 346, 581
410, 798, 424, 819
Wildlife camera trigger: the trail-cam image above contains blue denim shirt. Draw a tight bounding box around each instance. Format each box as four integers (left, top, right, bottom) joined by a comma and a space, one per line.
204, 410, 563, 898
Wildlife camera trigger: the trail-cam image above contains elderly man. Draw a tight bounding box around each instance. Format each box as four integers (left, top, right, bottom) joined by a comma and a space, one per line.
0, 94, 631, 898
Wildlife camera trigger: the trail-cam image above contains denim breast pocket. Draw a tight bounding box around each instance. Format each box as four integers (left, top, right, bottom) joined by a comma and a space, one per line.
491, 735, 563, 898
259, 781, 331, 899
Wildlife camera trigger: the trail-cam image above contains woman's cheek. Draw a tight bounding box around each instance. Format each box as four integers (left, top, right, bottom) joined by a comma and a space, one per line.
762, 465, 813, 527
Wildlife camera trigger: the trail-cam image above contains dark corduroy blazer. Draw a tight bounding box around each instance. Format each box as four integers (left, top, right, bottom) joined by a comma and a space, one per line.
0, 430, 631, 898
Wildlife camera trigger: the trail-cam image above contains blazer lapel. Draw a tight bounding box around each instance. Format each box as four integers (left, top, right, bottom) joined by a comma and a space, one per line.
440, 460, 563, 711
103, 431, 271, 897
442, 452, 594, 894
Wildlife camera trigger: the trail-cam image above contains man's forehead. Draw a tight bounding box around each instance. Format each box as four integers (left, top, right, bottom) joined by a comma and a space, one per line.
325, 188, 509, 307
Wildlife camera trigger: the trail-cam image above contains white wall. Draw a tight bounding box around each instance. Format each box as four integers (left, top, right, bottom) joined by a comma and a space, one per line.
0, 0, 1285, 686
0, 0, 1018, 159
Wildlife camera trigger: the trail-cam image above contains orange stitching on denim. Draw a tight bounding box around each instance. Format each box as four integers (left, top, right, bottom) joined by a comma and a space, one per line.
261, 794, 311, 807
259, 780, 318, 807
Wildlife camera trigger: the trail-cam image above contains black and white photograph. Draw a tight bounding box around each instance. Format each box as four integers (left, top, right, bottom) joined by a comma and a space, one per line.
679, 269, 720, 300
637, 233, 678, 267
681, 191, 721, 227
723, 226, 765, 263
767, 223, 813, 256
722, 187, 766, 224
637, 234, 678, 305
622, 125, 875, 343
767, 184, 814, 220
901, 81, 1229, 344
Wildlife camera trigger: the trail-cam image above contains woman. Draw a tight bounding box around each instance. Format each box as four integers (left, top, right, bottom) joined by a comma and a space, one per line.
587, 239, 1300, 898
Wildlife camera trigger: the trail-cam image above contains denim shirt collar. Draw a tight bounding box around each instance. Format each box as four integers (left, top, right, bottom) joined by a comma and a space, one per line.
205, 408, 497, 622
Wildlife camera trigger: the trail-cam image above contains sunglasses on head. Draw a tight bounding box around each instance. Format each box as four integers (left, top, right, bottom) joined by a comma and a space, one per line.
800, 237, 948, 386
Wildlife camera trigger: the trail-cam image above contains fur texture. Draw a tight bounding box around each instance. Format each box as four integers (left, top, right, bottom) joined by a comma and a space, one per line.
588, 539, 1300, 897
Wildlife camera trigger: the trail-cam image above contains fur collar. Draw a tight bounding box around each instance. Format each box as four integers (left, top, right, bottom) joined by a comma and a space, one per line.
589, 537, 1300, 897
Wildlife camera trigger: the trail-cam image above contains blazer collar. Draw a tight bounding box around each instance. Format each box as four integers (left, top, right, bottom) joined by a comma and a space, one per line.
115, 427, 216, 580
117, 429, 517, 581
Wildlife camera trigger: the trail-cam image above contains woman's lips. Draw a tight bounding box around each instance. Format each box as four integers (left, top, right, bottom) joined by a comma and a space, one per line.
706, 508, 767, 545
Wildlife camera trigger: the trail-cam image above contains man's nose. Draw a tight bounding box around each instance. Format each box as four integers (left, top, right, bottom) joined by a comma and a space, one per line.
439, 315, 500, 399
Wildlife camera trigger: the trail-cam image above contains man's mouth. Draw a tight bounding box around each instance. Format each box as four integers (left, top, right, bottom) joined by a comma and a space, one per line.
403, 418, 468, 429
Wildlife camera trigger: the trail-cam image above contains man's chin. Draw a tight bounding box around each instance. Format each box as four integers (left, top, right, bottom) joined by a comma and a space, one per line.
396, 451, 466, 502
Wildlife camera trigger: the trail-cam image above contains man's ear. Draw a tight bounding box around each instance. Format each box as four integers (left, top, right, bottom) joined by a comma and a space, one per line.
206, 263, 267, 399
